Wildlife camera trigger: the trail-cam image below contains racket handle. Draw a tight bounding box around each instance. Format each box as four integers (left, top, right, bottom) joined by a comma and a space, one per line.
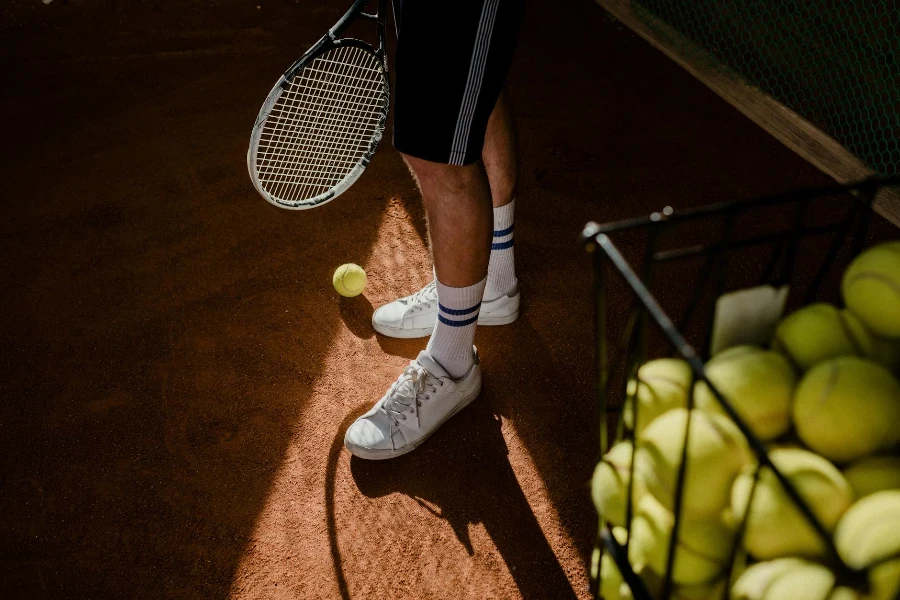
330, 0, 371, 38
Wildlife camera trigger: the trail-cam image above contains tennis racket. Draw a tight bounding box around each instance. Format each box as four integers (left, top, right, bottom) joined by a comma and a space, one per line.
248, 0, 389, 210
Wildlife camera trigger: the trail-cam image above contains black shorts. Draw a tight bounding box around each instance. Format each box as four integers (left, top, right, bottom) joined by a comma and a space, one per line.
391, 0, 525, 166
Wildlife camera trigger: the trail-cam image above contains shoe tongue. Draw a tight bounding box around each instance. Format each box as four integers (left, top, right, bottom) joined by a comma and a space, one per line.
415, 351, 449, 379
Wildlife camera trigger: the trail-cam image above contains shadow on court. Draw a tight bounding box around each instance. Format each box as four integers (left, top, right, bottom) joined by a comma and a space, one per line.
349, 399, 580, 600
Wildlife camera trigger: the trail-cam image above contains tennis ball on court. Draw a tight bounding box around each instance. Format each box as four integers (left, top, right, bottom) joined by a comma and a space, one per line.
731, 448, 853, 560
834, 491, 900, 600
843, 241, 900, 339
842, 455, 900, 499
333, 263, 366, 297
624, 358, 693, 435
635, 408, 750, 519
771, 304, 868, 370
694, 345, 796, 441
731, 558, 855, 600
592, 441, 645, 527
793, 356, 900, 462
629, 494, 737, 585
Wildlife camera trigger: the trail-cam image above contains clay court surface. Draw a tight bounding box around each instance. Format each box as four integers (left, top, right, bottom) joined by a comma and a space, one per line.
1, 1, 891, 598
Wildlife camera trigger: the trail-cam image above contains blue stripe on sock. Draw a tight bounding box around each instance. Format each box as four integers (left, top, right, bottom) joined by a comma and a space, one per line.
438, 313, 479, 327
493, 224, 514, 237
438, 302, 481, 316
491, 239, 514, 250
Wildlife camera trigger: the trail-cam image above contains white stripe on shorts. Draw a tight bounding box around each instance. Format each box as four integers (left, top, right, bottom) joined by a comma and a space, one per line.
449, 0, 500, 166
391, 0, 400, 38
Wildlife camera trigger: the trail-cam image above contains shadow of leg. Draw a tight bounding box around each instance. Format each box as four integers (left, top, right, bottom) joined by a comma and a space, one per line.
347, 394, 579, 599
375, 333, 427, 361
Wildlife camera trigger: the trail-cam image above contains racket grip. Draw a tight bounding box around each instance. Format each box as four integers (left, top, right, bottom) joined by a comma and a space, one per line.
330, 0, 370, 37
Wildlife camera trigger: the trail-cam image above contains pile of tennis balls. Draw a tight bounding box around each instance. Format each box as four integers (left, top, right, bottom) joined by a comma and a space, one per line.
591, 241, 900, 600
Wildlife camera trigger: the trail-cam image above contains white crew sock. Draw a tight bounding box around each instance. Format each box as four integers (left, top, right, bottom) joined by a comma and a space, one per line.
425, 276, 486, 379
484, 199, 517, 302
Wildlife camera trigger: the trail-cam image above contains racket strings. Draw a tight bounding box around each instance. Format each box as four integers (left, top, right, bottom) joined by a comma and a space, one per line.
261, 53, 375, 170
261, 55, 373, 196
274, 60, 382, 200
255, 45, 387, 203
258, 47, 383, 198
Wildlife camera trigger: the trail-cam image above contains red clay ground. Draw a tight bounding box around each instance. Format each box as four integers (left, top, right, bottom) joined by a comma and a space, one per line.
1, 1, 894, 599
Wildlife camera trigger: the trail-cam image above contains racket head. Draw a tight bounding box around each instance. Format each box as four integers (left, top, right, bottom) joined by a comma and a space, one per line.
248, 38, 389, 210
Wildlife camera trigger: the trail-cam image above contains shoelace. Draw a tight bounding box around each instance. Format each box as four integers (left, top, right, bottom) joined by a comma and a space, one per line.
381, 362, 441, 427
404, 280, 437, 307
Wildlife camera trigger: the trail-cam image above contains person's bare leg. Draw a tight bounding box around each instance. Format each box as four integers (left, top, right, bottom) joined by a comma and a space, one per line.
345, 0, 526, 460
402, 155, 492, 378
403, 156, 493, 287
482, 88, 518, 209
481, 88, 520, 302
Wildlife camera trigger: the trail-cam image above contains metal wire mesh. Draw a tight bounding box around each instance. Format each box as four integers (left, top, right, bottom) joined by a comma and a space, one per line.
582, 176, 900, 600
632, 0, 900, 177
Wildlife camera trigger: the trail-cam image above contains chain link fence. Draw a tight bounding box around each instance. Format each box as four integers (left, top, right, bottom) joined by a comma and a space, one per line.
633, 0, 900, 177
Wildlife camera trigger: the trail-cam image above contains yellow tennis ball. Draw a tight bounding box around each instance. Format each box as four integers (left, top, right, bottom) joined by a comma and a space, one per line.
870, 561, 900, 600
592, 441, 645, 527
629, 494, 737, 586
834, 490, 900, 600
834, 309, 900, 371
625, 567, 727, 600
598, 551, 622, 600
731, 448, 854, 560
842, 455, 900, 499
731, 558, 805, 600
624, 358, 694, 435
594, 526, 628, 600
771, 304, 868, 370
839, 308, 876, 352
635, 408, 750, 519
672, 578, 727, 600
793, 356, 900, 462
866, 332, 900, 371
834, 490, 900, 568
332, 263, 366, 297
843, 241, 900, 339
829, 587, 865, 600
730, 558, 857, 600
694, 345, 796, 441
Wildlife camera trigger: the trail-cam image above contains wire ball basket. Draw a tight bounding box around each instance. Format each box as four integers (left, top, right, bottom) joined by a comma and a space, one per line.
581, 176, 900, 600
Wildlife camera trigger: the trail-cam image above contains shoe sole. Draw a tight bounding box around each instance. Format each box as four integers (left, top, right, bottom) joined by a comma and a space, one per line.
344, 380, 482, 460
372, 308, 519, 339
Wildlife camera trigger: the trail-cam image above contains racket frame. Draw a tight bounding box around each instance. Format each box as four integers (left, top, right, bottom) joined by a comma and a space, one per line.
248, 0, 389, 210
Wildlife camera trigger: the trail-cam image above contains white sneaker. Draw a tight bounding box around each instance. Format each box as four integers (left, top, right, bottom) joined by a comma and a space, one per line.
344, 348, 482, 460
371, 280, 520, 339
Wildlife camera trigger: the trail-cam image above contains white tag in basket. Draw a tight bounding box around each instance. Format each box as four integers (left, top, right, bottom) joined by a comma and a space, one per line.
710, 285, 790, 355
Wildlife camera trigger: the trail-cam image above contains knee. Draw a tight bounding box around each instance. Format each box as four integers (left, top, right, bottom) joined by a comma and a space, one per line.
402, 153, 483, 195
